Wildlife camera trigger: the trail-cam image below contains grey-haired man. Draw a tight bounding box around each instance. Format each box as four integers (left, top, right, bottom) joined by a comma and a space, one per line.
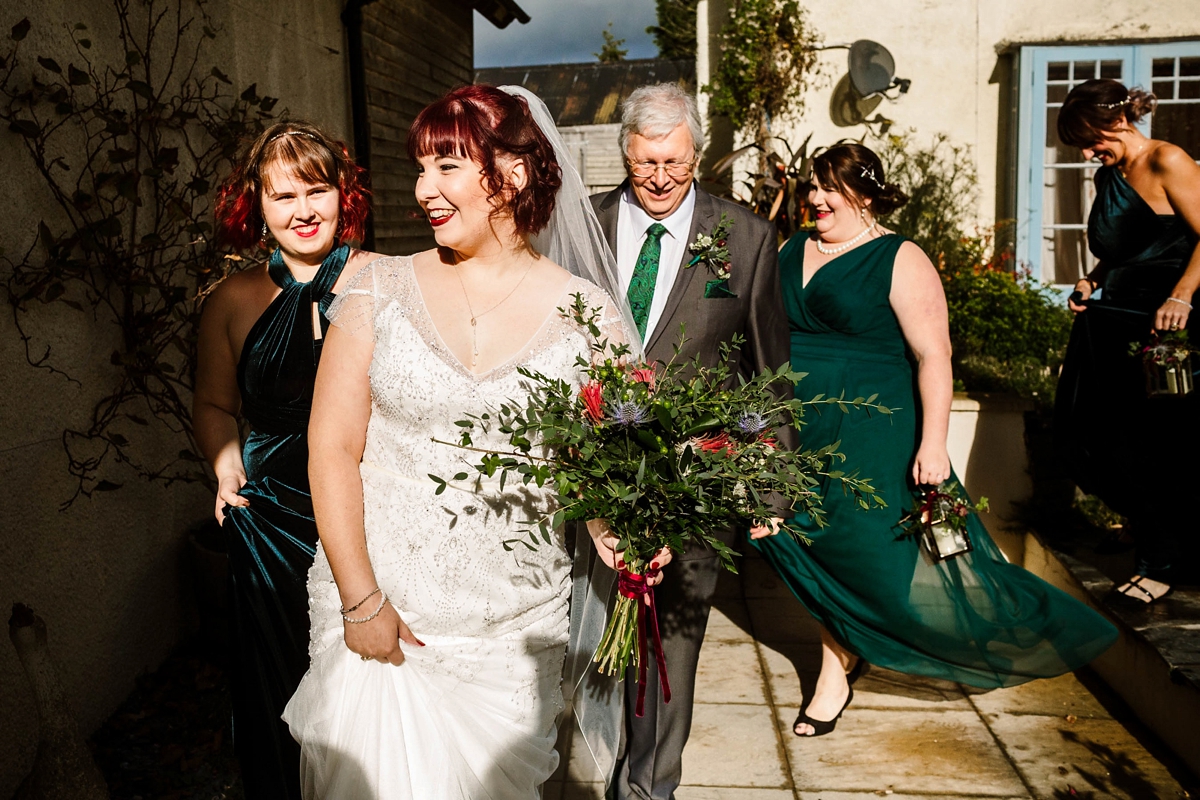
590, 82, 792, 800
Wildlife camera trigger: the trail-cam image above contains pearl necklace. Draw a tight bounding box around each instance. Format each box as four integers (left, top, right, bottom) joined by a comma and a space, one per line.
815, 222, 877, 256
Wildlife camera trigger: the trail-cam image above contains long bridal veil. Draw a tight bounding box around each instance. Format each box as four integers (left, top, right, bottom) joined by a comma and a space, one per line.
499, 85, 632, 787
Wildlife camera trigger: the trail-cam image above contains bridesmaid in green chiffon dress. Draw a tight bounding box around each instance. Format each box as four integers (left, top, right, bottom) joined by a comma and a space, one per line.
1054, 79, 1200, 604
194, 121, 379, 798
752, 143, 1118, 737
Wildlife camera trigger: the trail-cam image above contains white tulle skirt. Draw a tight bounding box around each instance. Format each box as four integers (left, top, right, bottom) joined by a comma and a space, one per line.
283, 603, 567, 799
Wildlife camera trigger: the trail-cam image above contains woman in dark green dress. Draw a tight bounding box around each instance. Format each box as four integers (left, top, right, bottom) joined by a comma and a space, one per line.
194, 122, 379, 798
1054, 79, 1200, 605
753, 143, 1118, 737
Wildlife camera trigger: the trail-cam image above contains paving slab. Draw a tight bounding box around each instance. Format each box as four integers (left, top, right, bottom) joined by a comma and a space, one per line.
559, 782, 604, 800
678, 788, 796, 799
748, 598, 823, 644
985, 713, 1188, 800
798, 794, 1030, 800
682, 702, 790, 788
705, 604, 756, 644
695, 640, 769, 704
780, 706, 1028, 796
967, 672, 1112, 720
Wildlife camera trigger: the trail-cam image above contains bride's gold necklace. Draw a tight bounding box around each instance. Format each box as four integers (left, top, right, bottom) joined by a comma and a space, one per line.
453, 260, 535, 368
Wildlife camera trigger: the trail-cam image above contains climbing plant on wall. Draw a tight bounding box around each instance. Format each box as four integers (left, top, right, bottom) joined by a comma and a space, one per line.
0, 0, 276, 504
705, 0, 821, 161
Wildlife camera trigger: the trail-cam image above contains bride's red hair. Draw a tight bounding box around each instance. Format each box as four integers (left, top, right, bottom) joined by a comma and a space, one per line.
408, 84, 562, 237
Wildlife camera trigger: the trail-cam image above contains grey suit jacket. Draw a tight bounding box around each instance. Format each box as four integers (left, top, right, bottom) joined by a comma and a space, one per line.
590, 181, 797, 513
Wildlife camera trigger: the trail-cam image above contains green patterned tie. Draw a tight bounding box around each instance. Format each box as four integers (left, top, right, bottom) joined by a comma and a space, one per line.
627, 222, 668, 340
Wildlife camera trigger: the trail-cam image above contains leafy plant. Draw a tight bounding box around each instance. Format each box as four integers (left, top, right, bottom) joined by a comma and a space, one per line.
0, 0, 277, 503
878, 132, 1072, 403
594, 22, 628, 64
647, 0, 699, 60
705, 0, 821, 167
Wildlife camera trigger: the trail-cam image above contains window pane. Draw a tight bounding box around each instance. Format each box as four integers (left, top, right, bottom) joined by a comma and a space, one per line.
1152, 104, 1200, 157
1047, 83, 1069, 103
1043, 229, 1093, 285
1180, 81, 1200, 100
1047, 62, 1070, 81
1044, 166, 1094, 225
1181, 57, 1200, 77
1100, 61, 1123, 79
1072, 61, 1096, 80
1153, 58, 1177, 78
1154, 80, 1177, 100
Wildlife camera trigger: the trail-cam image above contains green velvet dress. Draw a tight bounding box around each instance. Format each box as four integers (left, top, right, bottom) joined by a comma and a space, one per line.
223, 244, 348, 799
752, 234, 1117, 689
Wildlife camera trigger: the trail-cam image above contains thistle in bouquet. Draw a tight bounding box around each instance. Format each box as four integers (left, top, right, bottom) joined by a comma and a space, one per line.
1129, 328, 1194, 366
432, 294, 891, 707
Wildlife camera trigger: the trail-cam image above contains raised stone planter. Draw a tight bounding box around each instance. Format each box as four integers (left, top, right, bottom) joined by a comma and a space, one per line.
946, 392, 1034, 564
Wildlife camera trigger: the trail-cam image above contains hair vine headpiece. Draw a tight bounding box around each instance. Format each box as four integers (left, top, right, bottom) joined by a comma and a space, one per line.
268, 130, 322, 144
860, 165, 885, 191
1096, 95, 1131, 110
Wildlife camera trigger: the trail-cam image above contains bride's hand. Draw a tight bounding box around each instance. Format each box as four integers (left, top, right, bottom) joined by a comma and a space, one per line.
912, 442, 952, 487
343, 602, 424, 666
586, 519, 672, 587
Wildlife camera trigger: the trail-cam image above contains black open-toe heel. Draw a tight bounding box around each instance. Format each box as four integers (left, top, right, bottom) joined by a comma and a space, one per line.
846, 657, 868, 686
793, 686, 854, 737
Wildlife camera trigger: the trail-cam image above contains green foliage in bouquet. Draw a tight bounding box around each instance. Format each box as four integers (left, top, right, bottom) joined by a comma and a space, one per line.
1129, 328, 1193, 366
432, 294, 890, 679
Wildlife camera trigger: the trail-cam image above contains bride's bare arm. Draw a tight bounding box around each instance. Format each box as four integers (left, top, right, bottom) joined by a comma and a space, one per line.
310, 324, 423, 664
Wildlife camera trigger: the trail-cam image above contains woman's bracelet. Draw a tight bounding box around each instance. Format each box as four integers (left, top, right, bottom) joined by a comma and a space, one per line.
1166, 296, 1193, 310
340, 587, 380, 615
342, 592, 387, 624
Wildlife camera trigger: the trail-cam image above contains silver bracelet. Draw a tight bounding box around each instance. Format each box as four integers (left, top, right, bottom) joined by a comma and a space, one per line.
342, 592, 388, 624
340, 587, 380, 615
1166, 297, 1193, 310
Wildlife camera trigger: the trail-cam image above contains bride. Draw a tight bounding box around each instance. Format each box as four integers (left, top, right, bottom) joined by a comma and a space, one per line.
283, 85, 667, 798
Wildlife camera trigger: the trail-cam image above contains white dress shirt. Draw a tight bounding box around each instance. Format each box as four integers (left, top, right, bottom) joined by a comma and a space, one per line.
616, 183, 697, 342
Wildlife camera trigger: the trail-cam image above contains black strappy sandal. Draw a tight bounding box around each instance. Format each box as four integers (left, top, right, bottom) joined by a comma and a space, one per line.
793, 686, 854, 737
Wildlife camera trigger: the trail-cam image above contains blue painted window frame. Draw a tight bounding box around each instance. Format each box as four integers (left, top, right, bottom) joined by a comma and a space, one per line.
1016, 40, 1200, 288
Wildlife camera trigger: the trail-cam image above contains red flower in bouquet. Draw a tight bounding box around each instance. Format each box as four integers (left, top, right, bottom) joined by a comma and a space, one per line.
580, 381, 605, 422
693, 431, 733, 454
630, 367, 657, 393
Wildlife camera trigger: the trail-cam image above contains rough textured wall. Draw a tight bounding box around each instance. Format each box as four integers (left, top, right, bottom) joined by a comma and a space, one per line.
0, 0, 351, 793
709, 0, 1200, 227
363, 0, 473, 257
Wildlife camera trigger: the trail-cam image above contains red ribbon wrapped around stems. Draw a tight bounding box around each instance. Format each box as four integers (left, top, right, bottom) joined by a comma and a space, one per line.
617, 570, 672, 717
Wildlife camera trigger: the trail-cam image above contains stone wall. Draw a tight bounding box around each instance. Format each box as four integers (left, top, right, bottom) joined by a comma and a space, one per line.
0, 0, 353, 793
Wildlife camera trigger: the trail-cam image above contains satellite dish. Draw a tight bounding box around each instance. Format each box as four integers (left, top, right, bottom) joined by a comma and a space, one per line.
830, 73, 882, 127
849, 40, 897, 97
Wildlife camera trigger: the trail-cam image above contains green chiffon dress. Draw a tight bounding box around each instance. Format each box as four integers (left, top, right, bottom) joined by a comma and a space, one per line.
752, 233, 1118, 689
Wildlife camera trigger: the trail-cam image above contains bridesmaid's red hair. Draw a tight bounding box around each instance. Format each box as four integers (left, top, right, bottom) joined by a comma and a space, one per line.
214, 121, 371, 251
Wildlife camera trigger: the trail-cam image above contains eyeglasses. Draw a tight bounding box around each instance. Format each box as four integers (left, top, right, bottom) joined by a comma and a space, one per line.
626, 156, 697, 179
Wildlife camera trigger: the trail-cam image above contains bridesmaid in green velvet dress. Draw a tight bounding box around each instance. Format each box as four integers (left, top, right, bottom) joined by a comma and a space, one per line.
194, 121, 380, 798
753, 143, 1118, 738
1054, 79, 1200, 605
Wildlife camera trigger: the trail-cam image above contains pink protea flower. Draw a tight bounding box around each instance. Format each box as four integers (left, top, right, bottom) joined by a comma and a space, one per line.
580, 382, 605, 423
630, 367, 657, 392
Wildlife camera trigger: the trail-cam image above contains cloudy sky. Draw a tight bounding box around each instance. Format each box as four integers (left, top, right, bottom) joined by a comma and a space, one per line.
475, 0, 659, 68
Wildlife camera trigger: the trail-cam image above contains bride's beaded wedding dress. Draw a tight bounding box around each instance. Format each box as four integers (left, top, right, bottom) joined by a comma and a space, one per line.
283, 256, 624, 799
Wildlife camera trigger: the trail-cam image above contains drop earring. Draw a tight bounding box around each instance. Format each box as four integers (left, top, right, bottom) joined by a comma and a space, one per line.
261, 222, 268, 239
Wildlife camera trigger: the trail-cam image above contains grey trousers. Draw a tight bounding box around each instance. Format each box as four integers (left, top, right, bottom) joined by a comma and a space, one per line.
612, 551, 724, 800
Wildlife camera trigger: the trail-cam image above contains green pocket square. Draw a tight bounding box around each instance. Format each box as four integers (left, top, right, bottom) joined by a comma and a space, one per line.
703, 279, 737, 299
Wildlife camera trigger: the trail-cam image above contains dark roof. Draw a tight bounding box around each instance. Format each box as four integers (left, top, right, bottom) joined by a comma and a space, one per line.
474, 59, 696, 126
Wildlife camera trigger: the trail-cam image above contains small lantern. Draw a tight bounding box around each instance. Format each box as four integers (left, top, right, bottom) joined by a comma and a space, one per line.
922, 515, 973, 562
1144, 354, 1194, 397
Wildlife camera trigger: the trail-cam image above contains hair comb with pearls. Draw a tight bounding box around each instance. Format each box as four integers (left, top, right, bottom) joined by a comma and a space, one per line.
860, 165, 886, 190
1096, 95, 1131, 109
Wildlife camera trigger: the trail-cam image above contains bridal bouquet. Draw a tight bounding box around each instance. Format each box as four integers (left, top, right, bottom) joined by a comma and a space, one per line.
1129, 329, 1195, 396
432, 294, 888, 710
